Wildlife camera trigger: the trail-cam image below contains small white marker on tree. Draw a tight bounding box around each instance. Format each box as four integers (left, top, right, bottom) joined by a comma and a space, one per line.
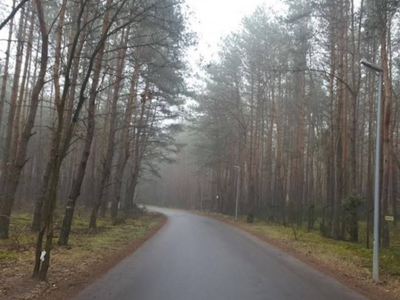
40, 251, 46, 262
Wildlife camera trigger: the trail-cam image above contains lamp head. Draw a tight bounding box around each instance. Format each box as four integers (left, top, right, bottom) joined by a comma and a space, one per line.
360, 59, 383, 72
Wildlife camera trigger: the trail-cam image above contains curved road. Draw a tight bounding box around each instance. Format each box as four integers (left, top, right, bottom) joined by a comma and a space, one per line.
75, 207, 365, 300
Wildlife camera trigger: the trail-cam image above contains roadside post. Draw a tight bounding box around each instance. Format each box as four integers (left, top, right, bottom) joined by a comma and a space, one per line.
233, 165, 240, 221
361, 59, 383, 283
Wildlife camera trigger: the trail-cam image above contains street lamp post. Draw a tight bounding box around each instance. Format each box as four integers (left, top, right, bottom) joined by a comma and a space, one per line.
162, 183, 165, 207
200, 184, 203, 212
233, 165, 241, 221
361, 59, 383, 283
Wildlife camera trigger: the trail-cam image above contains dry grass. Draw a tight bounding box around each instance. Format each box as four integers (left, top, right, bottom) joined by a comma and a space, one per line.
203, 212, 400, 300
0, 210, 164, 300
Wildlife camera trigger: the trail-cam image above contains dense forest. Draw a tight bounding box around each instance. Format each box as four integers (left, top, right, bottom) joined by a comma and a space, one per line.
0, 0, 192, 280
145, 0, 400, 251
1, 0, 400, 286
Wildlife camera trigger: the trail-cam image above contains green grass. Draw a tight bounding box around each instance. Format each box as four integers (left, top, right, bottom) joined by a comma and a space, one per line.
202, 212, 400, 299
205, 211, 400, 294
0, 250, 18, 260
0, 209, 162, 263
0, 209, 164, 300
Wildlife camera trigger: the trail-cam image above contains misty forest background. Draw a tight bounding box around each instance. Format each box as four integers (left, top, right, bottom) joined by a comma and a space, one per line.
0, 0, 400, 281
144, 0, 400, 250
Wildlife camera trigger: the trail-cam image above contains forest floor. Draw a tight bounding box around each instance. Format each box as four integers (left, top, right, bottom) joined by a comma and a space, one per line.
199, 211, 400, 300
0, 210, 166, 300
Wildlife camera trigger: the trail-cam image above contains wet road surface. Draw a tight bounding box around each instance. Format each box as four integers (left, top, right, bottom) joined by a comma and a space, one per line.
74, 207, 365, 300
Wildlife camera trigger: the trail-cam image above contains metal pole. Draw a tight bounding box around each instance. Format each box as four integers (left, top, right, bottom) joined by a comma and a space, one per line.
162, 184, 165, 207
361, 59, 383, 283
234, 166, 240, 221
200, 187, 203, 212
373, 71, 382, 283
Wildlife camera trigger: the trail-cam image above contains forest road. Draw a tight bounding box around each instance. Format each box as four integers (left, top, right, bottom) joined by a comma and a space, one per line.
74, 207, 365, 300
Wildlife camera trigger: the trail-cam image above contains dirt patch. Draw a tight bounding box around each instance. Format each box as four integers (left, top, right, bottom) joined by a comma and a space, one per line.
199, 212, 397, 300
0, 213, 167, 300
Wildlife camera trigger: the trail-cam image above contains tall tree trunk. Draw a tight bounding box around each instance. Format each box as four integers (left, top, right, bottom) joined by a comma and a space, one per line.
33, 0, 119, 279
380, 20, 392, 248
0, 5, 32, 240
0, 0, 47, 242
2, 6, 27, 170
57, 5, 101, 245
0, 0, 16, 130
31, 0, 68, 232
12, 6, 34, 165
334, 0, 345, 239
111, 57, 138, 223
392, 131, 398, 229
90, 24, 128, 229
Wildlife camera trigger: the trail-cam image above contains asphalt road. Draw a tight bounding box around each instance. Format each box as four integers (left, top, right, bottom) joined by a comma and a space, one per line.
74, 207, 365, 300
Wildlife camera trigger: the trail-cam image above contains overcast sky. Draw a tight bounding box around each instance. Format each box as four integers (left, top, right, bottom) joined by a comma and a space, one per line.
184, 0, 285, 66
0, 0, 285, 77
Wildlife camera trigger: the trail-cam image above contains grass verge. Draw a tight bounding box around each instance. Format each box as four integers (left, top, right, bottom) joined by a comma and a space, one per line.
0, 211, 166, 300
201, 211, 400, 300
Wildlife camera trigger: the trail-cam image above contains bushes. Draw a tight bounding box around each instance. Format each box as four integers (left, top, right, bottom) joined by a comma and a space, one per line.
318, 195, 364, 241
247, 213, 254, 223
342, 195, 364, 242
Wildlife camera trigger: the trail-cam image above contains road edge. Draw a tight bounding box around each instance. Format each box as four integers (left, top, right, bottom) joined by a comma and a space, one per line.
197, 211, 396, 300
42, 213, 168, 300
